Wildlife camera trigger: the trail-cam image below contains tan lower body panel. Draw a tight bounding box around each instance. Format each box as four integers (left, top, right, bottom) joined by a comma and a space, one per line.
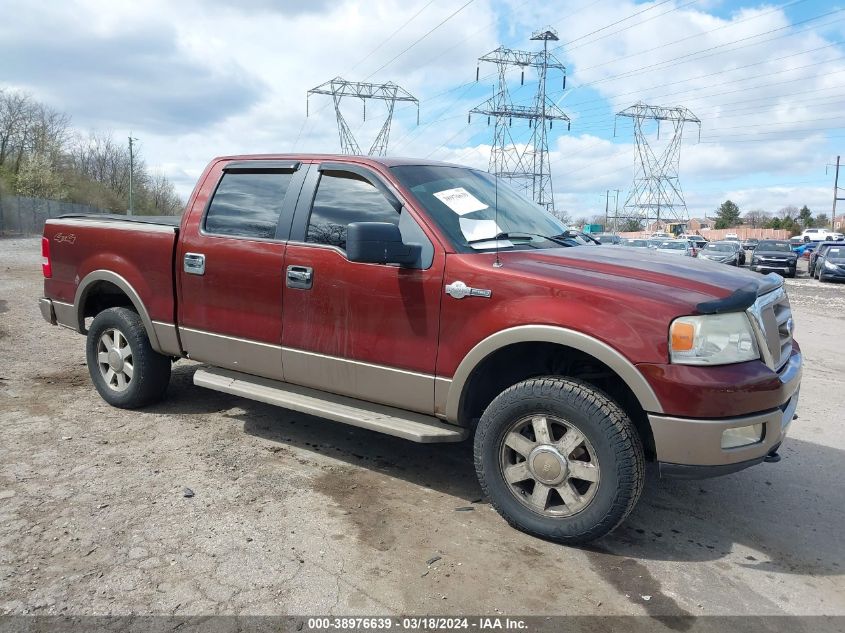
648, 390, 798, 466
152, 321, 181, 356
282, 347, 435, 415
52, 300, 77, 331
194, 366, 467, 443
180, 327, 283, 381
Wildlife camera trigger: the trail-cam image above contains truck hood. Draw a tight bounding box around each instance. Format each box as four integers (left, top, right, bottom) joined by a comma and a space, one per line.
493, 245, 781, 311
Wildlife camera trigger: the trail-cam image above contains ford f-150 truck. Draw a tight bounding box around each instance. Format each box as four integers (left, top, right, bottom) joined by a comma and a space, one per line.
39, 154, 802, 544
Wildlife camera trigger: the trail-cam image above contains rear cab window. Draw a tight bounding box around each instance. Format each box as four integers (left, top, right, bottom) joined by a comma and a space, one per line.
204, 171, 294, 239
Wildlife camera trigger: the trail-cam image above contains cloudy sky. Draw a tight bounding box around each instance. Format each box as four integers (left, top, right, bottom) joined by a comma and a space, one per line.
2, 0, 842, 220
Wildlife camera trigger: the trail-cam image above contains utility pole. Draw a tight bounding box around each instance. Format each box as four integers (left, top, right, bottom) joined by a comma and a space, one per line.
605, 190, 610, 230
469, 27, 570, 213
128, 135, 138, 216
832, 155, 843, 227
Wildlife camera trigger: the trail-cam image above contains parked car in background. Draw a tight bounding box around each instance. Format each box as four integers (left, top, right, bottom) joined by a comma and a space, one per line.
622, 238, 650, 248
830, 232, 845, 241
655, 239, 695, 257
650, 231, 671, 240
724, 233, 739, 241
742, 237, 759, 251
684, 239, 700, 257
815, 244, 845, 282
732, 240, 746, 265
808, 242, 838, 277
802, 228, 835, 242
560, 229, 601, 245
750, 240, 798, 278
789, 236, 806, 251
698, 241, 741, 266
593, 232, 621, 245
681, 234, 708, 249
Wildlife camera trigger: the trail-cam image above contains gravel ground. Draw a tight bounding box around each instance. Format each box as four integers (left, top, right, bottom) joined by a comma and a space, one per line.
0, 237, 843, 617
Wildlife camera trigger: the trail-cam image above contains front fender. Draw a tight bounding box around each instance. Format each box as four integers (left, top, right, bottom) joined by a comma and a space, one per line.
442, 324, 664, 423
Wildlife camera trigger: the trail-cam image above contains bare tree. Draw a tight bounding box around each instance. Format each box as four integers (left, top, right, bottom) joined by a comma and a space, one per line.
744, 209, 769, 228
144, 170, 183, 215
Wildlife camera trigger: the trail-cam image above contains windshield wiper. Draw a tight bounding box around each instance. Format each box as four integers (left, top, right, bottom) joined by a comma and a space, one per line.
467, 232, 573, 247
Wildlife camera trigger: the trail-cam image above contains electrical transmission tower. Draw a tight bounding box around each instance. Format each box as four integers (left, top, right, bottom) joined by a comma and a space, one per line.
307, 77, 419, 156
615, 102, 701, 229
469, 28, 570, 213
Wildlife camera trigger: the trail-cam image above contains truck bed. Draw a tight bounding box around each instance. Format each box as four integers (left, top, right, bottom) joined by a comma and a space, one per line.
43, 214, 181, 329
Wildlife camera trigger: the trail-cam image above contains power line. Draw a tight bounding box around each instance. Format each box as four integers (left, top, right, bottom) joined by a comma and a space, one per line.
365, 0, 477, 80
346, 0, 438, 75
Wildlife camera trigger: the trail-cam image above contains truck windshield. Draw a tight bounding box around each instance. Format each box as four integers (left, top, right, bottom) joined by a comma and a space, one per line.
390, 165, 569, 252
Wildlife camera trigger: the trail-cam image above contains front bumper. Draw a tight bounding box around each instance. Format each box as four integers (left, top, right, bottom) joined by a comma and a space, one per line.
751, 262, 795, 274
819, 266, 845, 279
649, 351, 801, 477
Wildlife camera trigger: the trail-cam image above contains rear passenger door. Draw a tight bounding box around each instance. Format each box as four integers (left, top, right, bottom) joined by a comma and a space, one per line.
280, 162, 444, 414
177, 160, 305, 380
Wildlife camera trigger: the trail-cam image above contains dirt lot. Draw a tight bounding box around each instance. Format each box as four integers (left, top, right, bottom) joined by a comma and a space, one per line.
1, 237, 843, 617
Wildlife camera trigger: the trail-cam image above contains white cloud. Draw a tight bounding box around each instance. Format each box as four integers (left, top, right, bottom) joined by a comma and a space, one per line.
0, 0, 841, 219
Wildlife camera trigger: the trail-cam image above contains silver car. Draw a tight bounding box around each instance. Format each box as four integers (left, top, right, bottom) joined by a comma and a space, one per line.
655, 239, 695, 257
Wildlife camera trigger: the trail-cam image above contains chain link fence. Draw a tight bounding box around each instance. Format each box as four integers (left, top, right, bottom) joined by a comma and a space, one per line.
0, 195, 111, 236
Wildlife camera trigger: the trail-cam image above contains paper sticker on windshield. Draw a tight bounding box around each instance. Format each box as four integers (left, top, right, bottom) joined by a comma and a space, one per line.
459, 218, 513, 249
433, 187, 488, 215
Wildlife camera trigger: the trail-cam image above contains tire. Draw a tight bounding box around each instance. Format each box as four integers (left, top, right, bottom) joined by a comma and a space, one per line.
474, 377, 645, 545
86, 307, 171, 408
787, 268, 796, 278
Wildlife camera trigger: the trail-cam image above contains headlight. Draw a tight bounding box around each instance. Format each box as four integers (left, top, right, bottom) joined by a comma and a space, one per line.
824, 260, 837, 270
669, 313, 760, 365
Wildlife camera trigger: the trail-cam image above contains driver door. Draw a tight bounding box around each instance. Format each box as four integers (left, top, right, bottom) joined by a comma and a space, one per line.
280, 162, 444, 414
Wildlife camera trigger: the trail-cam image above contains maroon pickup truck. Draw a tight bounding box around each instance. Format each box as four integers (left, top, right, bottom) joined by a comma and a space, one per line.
39, 154, 802, 543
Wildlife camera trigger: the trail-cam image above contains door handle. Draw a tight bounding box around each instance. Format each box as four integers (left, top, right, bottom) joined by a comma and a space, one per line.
184, 252, 206, 275
286, 265, 313, 289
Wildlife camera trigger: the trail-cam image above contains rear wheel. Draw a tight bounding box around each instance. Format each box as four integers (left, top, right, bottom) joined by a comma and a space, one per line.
86, 307, 171, 408
474, 377, 644, 544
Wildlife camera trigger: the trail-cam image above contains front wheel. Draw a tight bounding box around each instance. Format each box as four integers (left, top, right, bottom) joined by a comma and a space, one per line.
86, 307, 171, 408
474, 377, 644, 544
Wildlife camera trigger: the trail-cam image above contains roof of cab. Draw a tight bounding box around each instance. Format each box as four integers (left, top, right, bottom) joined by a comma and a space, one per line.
212, 153, 467, 169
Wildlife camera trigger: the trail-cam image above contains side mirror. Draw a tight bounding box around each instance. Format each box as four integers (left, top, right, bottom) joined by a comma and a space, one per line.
346, 222, 422, 267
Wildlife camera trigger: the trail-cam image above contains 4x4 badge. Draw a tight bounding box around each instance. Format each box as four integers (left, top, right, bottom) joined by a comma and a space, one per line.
445, 281, 492, 299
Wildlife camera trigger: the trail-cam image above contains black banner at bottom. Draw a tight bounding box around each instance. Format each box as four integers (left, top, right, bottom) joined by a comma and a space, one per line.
0, 616, 843, 633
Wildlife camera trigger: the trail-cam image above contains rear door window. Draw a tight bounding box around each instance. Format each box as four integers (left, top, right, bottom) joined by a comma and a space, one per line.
205, 171, 293, 239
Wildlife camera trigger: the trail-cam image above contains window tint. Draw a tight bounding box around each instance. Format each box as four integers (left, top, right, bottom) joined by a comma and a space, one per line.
205, 171, 292, 238
306, 171, 398, 250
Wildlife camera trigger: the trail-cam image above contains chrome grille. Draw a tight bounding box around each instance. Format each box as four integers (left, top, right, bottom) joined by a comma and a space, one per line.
747, 287, 793, 370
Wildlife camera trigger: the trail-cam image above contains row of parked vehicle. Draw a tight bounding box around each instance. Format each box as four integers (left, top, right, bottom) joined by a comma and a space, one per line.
808, 241, 845, 282
593, 231, 844, 281
615, 234, 803, 278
